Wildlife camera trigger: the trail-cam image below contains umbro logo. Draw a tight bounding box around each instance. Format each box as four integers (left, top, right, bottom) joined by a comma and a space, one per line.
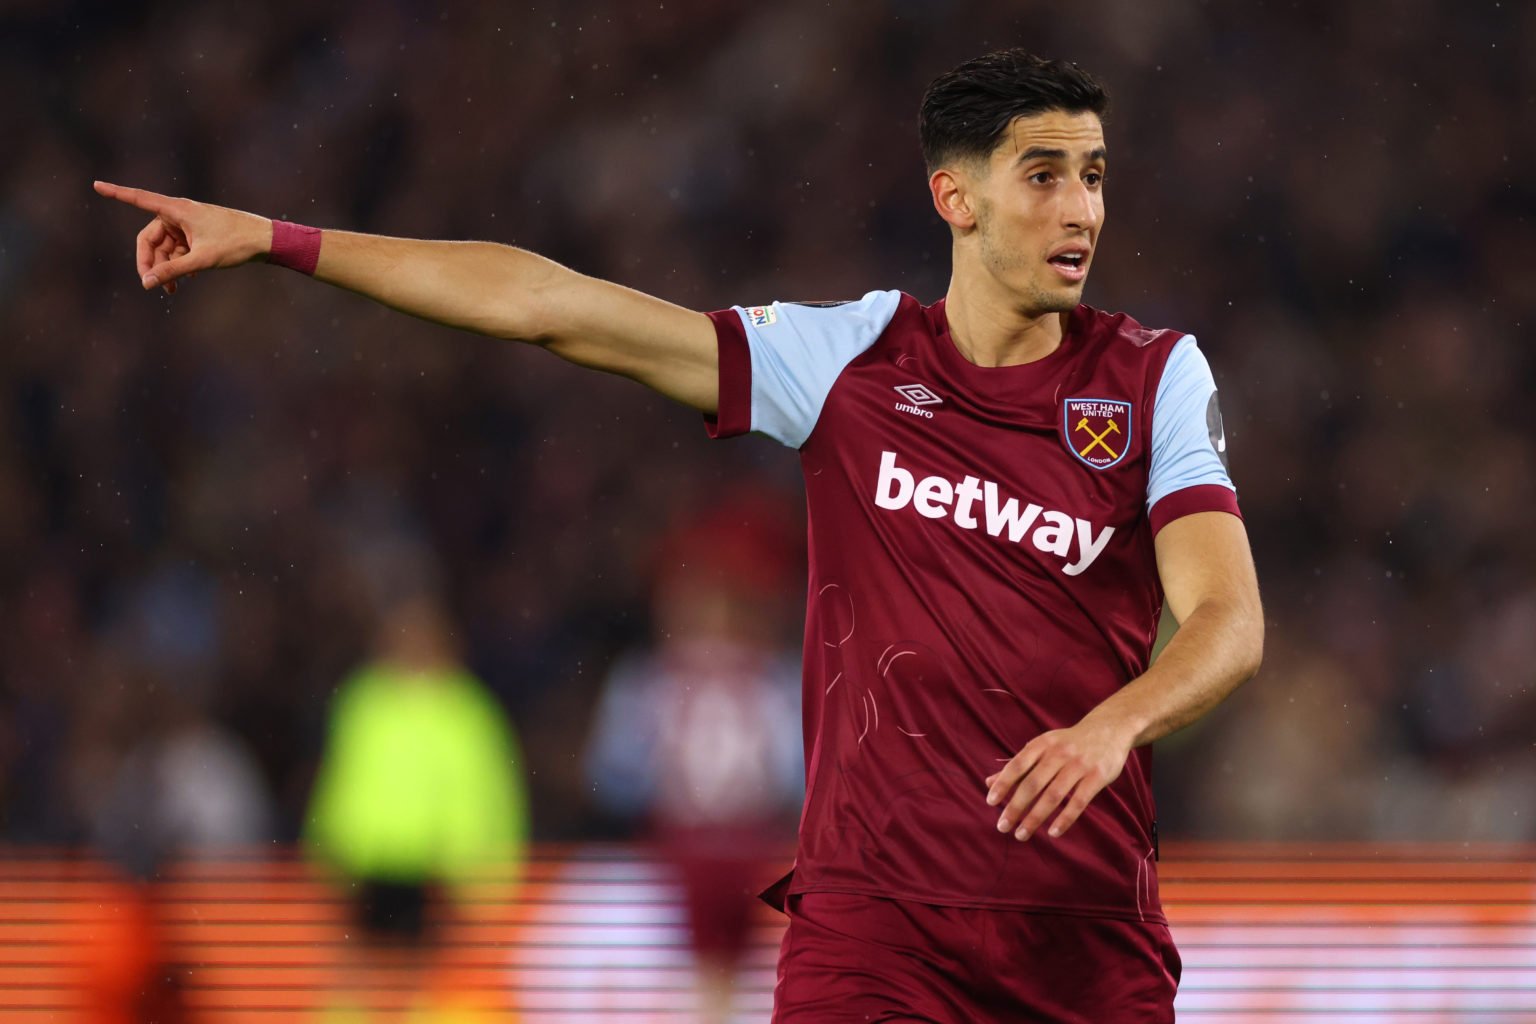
894, 383, 942, 405
893, 383, 942, 419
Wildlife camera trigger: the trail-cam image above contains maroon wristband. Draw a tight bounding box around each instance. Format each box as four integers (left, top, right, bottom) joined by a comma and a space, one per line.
269, 220, 322, 275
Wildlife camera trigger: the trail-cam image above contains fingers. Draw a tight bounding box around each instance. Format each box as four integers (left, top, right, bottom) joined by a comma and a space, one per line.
986, 734, 1110, 841
101, 184, 264, 293
985, 742, 1041, 808
995, 757, 1064, 839
154, 231, 183, 267
160, 244, 189, 294
1043, 783, 1102, 839
136, 223, 158, 280
99, 180, 189, 292
135, 219, 193, 291
1012, 766, 1108, 841
94, 180, 175, 216
144, 250, 202, 291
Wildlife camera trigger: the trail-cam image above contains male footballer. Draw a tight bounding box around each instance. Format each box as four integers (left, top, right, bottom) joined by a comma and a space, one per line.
98, 50, 1262, 1021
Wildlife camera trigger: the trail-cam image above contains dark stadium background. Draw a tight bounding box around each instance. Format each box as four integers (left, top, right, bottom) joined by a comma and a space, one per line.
2, 1, 1532, 1020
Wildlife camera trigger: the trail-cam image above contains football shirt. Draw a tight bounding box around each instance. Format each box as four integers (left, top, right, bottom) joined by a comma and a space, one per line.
705, 291, 1238, 923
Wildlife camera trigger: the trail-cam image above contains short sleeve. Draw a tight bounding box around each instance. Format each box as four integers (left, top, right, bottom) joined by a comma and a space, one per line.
704, 289, 901, 448
1147, 335, 1242, 534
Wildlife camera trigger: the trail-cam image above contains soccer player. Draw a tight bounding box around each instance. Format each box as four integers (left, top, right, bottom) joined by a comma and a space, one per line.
96, 49, 1262, 1022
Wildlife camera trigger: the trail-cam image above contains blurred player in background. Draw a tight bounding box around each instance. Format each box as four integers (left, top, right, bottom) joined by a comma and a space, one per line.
585, 490, 803, 1021
98, 48, 1262, 1022
305, 588, 528, 1021
74, 620, 273, 1024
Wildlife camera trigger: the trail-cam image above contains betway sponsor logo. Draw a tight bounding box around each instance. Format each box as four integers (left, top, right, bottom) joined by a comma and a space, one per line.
873, 450, 1115, 576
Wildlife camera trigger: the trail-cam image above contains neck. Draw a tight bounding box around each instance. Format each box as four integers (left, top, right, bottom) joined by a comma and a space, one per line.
943, 268, 1070, 368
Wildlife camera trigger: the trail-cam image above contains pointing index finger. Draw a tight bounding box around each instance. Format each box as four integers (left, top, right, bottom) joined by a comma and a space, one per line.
93, 180, 174, 216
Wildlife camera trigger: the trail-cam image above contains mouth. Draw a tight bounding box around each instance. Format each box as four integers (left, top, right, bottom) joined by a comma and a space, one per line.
1046, 243, 1091, 283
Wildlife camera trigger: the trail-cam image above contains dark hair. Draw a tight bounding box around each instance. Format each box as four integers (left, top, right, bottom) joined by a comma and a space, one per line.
919, 50, 1109, 172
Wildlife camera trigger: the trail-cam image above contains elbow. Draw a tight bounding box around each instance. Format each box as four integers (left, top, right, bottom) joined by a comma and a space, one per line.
1186, 592, 1265, 683
1241, 636, 1264, 684
475, 243, 560, 344
1237, 605, 1265, 682
1201, 593, 1264, 683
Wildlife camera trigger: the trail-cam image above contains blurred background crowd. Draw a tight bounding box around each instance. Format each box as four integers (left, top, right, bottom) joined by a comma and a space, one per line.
1, 0, 1532, 880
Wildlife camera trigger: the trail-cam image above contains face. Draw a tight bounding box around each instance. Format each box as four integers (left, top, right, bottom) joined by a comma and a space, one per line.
944, 110, 1107, 315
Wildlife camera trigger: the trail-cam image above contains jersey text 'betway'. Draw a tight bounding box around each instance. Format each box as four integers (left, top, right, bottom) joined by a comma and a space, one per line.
873, 451, 1115, 576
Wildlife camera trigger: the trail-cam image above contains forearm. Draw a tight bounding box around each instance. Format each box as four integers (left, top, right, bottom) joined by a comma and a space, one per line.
985, 512, 1262, 840
305, 230, 561, 341
1083, 596, 1264, 749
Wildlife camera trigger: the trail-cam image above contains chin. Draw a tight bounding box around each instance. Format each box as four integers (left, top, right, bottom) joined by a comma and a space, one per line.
1020, 284, 1083, 316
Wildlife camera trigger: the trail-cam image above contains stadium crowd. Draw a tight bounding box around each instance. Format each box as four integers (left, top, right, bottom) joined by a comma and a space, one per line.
1, 0, 1532, 859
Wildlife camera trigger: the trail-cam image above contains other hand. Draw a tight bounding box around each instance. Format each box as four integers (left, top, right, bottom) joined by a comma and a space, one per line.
984, 715, 1134, 841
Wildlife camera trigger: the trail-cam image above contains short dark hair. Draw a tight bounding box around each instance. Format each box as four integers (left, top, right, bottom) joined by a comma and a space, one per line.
919, 50, 1109, 172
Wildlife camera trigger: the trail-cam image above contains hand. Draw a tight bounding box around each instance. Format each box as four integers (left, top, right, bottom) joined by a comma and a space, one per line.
984, 714, 1134, 841
93, 180, 272, 295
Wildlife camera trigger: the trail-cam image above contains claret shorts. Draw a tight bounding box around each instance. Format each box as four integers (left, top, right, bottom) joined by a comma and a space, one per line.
771, 891, 1180, 1023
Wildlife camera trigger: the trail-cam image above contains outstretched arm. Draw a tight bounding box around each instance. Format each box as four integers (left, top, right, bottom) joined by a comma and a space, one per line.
92, 181, 720, 413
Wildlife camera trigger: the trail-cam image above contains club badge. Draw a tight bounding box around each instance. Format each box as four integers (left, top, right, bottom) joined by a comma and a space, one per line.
1063, 397, 1132, 470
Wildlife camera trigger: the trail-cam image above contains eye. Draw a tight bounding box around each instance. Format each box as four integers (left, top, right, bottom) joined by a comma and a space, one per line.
1028, 171, 1054, 185
1084, 171, 1104, 187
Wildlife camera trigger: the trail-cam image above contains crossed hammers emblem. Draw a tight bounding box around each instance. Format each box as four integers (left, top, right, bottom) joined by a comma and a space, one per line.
1074, 416, 1121, 460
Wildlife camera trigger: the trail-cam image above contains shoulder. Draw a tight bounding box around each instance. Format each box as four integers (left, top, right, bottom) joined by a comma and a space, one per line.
770, 289, 929, 323
731, 288, 912, 364
1074, 304, 1190, 357
713, 288, 918, 448
749, 288, 906, 328
814, 290, 941, 348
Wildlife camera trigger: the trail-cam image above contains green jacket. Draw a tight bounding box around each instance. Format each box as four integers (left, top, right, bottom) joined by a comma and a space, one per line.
305, 662, 529, 887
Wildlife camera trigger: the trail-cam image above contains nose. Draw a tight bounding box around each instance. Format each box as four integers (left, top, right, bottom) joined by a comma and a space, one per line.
1062, 178, 1099, 232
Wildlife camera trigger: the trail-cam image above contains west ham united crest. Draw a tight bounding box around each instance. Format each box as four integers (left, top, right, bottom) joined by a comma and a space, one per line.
1063, 397, 1133, 470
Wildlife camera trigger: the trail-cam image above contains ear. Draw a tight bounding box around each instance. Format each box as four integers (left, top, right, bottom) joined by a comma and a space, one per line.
929, 167, 977, 231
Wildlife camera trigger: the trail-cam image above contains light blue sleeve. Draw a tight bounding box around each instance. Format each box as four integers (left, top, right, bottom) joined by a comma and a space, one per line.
728, 289, 902, 448
1147, 335, 1235, 513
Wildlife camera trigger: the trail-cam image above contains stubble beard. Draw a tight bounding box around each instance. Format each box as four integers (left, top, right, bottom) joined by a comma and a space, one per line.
976, 206, 1082, 317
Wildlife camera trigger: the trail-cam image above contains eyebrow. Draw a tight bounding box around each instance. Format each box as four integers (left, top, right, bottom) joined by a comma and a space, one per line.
1015, 146, 1108, 165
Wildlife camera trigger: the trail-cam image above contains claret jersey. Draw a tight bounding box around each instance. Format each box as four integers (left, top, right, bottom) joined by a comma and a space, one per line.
704, 291, 1239, 924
